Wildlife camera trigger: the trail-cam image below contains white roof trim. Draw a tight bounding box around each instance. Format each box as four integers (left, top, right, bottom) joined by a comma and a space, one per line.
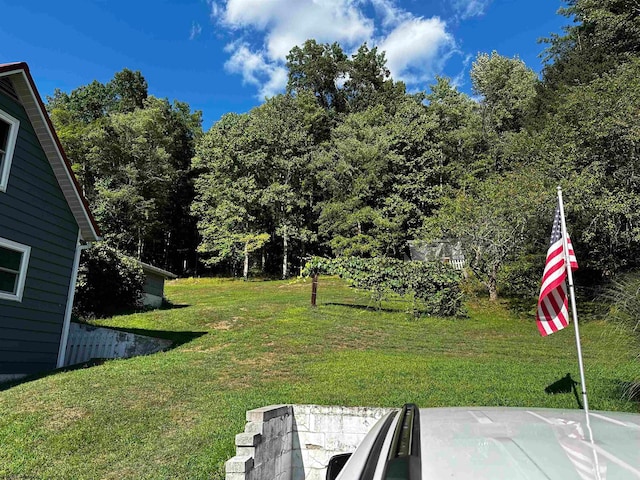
138, 261, 177, 279
0, 64, 100, 242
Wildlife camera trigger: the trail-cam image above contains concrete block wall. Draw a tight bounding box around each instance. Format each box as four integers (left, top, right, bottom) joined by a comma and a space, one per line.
64, 323, 173, 366
225, 404, 394, 480
226, 405, 294, 480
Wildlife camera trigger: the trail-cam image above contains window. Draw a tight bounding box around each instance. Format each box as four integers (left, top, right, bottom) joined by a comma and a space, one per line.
0, 238, 30, 302
0, 109, 20, 192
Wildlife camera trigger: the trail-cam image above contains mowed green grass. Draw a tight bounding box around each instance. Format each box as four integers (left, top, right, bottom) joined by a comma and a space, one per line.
0, 277, 638, 479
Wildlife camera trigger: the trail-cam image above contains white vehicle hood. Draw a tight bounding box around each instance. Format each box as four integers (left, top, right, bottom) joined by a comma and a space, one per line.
419, 407, 640, 479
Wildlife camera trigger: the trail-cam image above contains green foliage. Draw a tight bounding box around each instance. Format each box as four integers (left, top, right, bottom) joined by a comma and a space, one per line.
49, 72, 203, 270
603, 272, 640, 334
49, 7, 640, 292
47, 68, 148, 123
602, 272, 640, 399
192, 94, 319, 276
497, 255, 546, 298
286, 40, 349, 112
286, 39, 405, 115
302, 256, 464, 316
531, 58, 640, 277
423, 170, 549, 301
74, 243, 145, 317
471, 51, 538, 134
541, 0, 640, 98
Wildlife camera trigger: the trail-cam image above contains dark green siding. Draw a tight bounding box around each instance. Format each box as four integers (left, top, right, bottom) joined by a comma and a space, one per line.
0, 91, 79, 375
144, 273, 165, 297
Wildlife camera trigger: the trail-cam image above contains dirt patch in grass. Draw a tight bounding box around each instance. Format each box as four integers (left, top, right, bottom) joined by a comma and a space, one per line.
180, 343, 231, 353
213, 351, 296, 389
325, 324, 390, 351
15, 398, 90, 432
45, 406, 90, 431
169, 403, 199, 429
210, 320, 235, 330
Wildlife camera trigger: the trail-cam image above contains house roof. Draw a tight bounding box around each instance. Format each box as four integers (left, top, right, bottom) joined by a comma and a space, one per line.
138, 261, 177, 279
0, 62, 101, 242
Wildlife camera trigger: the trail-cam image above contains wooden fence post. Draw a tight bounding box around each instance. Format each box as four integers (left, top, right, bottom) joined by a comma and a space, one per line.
311, 274, 318, 307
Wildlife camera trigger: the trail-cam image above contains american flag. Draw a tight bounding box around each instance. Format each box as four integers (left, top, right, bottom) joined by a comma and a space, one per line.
536, 206, 578, 336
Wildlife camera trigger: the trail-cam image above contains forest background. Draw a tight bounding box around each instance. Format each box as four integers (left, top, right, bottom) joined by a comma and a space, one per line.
47, 0, 640, 304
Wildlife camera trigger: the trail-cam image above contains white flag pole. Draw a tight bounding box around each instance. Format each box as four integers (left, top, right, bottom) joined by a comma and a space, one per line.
556, 187, 590, 416
558, 189, 602, 479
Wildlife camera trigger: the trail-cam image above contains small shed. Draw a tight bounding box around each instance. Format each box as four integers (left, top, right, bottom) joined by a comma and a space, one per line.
139, 262, 176, 308
409, 239, 466, 270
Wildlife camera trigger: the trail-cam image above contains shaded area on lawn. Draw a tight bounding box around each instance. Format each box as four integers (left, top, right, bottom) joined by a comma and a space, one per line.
324, 301, 408, 314
0, 358, 109, 392
89, 325, 207, 347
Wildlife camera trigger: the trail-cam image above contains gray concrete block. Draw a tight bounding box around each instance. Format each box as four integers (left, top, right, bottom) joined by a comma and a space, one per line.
244, 421, 263, 434
226, 455, 254, 473
236, 446, 256, 458
236, 432, 261, 447
246, 404, 291, 423
226, 472, 248, 480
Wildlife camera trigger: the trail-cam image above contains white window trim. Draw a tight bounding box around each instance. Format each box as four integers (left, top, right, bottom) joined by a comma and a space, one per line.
0, 109, 20, 193
0, 237, 30, 302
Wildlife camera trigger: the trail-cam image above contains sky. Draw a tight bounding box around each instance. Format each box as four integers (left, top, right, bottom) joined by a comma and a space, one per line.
1, 0, 571, 130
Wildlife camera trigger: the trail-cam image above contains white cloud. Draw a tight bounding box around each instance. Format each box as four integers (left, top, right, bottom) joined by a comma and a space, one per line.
224, 42, 288, 99
380, 17, 456, 84
220, 0, 374, 60
207, 0, 222, 19
370, 0, 411, 28
211, 0, 463, 99
190, 22, 202, 40
452, 0, 492, 20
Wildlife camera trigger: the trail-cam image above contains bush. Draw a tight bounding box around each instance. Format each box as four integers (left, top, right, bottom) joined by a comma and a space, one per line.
302, 256, 464, 317
602, 272, 640, 400
497, 254, 545, 298
74, 243, 145, 318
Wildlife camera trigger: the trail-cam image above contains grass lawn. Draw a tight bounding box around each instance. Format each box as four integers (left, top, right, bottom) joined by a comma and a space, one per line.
0, 276, 638, 479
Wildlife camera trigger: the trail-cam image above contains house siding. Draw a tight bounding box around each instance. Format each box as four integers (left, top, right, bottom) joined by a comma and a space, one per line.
0, 91, 78, 375
144, 273, 165, 298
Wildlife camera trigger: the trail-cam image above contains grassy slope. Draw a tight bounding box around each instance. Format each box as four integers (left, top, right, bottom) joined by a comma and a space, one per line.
0, 277, 638, 479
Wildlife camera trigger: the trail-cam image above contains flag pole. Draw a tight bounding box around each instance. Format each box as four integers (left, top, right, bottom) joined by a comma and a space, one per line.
556, 187, 590, 416
556, 189, 601, 480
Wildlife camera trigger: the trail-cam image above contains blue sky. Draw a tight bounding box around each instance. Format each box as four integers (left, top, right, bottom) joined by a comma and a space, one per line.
1, 0, 570, 129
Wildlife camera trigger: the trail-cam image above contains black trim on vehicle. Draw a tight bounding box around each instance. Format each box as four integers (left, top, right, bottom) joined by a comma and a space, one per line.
326, 453, 353, 480
383, 403, 422, 480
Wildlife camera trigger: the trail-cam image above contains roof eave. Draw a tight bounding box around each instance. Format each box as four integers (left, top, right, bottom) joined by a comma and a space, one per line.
0, 62, 101, 242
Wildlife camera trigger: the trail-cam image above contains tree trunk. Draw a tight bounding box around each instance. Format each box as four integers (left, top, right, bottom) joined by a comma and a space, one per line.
488, 276, 498, 301
243, 241, 249, 281
163, 231, 171, 269
137, 227, 143, 259
282, 226, 288, 279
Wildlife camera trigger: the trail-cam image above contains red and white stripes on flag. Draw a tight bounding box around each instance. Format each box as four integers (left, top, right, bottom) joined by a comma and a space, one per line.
536, 206, 579, 336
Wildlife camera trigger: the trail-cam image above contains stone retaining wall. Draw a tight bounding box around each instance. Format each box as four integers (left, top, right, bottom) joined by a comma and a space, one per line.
64, 323, 173, 366
225, 404, 394, 480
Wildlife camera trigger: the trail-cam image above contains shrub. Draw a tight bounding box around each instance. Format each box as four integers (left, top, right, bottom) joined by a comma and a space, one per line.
602, 272, 640, 400
74, 243, 145, 318
302, 256, 464, 317
497, 254, 544, 298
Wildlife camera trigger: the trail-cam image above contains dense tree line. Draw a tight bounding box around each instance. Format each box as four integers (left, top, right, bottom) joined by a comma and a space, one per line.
48, 69, 203, 273
50, 0, 640, 300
